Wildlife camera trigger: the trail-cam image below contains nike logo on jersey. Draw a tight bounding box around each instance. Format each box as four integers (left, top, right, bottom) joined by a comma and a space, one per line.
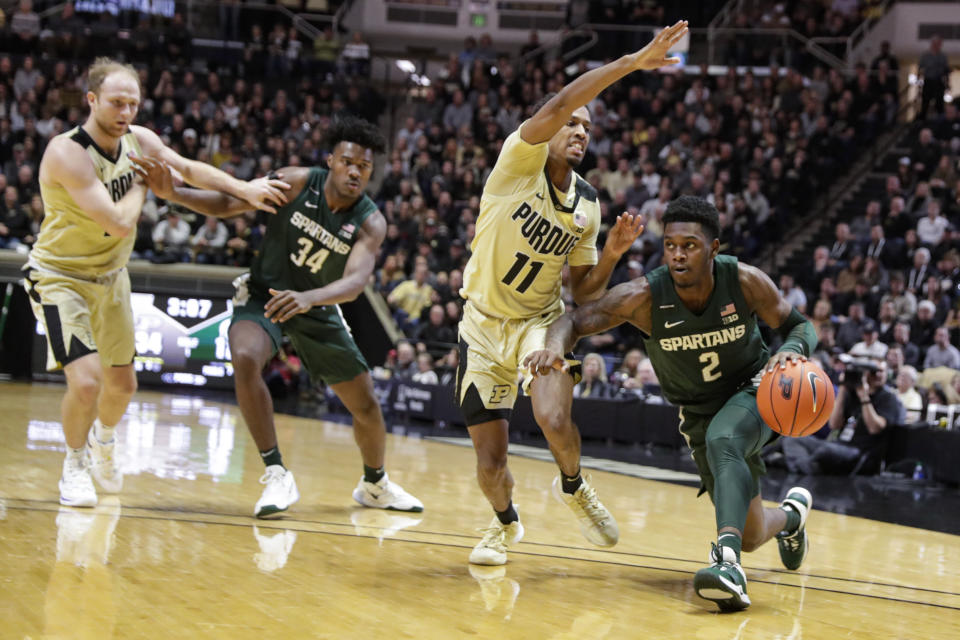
304, 201, 318, 209
535, 192, 544, 200
665, 320, 685, 329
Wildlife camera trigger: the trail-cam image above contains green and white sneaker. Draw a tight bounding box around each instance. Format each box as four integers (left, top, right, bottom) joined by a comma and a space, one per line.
694, 543, 751, 612
777, 486, 813, 571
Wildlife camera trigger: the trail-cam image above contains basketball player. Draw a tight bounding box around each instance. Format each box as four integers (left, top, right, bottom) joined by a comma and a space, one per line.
526, 196, 816, 611
25, 58, 289, 508
133, 115, 423, 517
458, 21, 689, 565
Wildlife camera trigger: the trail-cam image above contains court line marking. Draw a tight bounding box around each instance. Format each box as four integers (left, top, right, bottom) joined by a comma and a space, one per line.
7, 499, 960, 608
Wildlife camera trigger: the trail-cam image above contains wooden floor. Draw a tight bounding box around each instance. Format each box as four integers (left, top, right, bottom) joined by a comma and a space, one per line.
1, 382, 959, 639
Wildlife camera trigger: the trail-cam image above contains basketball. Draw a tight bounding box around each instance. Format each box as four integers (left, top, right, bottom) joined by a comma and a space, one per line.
757, 360, 835, 438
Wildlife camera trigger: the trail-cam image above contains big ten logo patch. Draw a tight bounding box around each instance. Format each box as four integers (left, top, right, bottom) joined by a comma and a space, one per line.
488, 385, 511, 404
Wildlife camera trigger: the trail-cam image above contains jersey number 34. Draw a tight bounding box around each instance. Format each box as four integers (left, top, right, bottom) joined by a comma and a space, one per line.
290, 237, 331, 274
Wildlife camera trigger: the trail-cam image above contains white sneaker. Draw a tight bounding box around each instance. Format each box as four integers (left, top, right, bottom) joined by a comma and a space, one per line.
350, 509, 423, 543
352, 473, 423, 512
59, 455, 97, 507
253, 525, 298, 572
86, 430, 123, 493
552, 475, 619, 547
254, 466, 299, 518
469, 515, 524, 566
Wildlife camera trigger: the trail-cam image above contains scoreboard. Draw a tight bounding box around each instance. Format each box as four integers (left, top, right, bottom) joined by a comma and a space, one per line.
33, 292, 236, 390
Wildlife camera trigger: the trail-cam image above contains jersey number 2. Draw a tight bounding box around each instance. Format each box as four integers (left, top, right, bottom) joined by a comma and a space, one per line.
699, 351, 721, 382
502, 251, 544, 294
290, 238, 330, 274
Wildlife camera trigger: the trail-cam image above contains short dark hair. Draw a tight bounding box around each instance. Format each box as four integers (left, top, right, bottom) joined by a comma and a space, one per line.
531, 91, 558, 115
662, 195, 721, 240
325, 115, 386, 155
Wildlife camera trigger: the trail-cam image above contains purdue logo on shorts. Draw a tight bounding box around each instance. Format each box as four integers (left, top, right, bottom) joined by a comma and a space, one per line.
778, 374, 794, 400
488, 385, 511, 404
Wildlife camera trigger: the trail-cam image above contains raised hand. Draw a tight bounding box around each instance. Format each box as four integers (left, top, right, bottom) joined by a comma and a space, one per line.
605, 212, 645, 256
632, 20, 689, 71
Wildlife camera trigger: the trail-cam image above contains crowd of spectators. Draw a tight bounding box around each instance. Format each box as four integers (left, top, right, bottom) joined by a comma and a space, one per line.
713, 0, 888, 68
5, 4, 960, 464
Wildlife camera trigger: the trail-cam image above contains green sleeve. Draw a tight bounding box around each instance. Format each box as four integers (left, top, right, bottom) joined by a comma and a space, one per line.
776, 307, 818, 356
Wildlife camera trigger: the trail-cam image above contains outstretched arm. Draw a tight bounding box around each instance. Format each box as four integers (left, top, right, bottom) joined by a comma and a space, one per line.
135, 156, 307, 219
569, 212, 644, 304
520, 21, 687, 145
739, 262, 818, 372
524, 278, 652, 374
264, 212, 387, 323
132, 125, 291, 213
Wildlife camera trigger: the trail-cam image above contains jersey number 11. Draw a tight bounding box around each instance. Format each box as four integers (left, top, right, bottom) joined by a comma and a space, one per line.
501, 251, 543, 294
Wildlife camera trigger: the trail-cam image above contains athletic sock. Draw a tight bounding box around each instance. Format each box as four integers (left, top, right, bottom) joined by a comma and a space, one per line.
718, 532, 742, 563
93, 418, 116, 444
363, 464, 385, 484
259, 447, 284, 469
780, 503, 802, 535
496, 502, 519, 525
66, 447, 85, 465
561, 469, 583, 494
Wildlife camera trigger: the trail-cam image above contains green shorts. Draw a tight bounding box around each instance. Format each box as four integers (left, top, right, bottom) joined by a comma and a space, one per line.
679, 387, 778, 501
231, 296, 369, 385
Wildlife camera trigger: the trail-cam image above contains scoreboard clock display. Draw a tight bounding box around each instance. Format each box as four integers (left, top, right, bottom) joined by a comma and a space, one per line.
33, 292, 236, 390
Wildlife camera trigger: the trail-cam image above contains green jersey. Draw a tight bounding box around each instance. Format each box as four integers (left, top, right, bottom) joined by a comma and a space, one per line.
642, 254, 769, 415
249, 167, 377, 321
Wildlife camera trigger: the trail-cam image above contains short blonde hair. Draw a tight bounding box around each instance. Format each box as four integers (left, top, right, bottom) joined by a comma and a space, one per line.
583, 353, 608, 383
87, 57, 139, 96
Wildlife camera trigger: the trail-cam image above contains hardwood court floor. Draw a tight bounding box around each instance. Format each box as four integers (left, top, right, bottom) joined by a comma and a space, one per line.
1, 382, 959, 639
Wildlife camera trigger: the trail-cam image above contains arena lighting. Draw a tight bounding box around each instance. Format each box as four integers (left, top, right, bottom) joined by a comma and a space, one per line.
396, 59, 416, 74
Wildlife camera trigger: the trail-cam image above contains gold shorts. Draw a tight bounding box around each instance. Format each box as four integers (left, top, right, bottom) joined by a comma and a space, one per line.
455, 302, 580, 426
23, 266, 135, 370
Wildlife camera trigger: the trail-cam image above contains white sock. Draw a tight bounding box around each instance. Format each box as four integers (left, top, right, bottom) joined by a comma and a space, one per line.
65, 447, 86, 465
94, 418, 116, 443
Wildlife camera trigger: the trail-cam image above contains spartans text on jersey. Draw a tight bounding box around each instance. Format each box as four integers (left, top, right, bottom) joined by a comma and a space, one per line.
290, 210, 351, 255
510, 202, 581, 256
658, 323, 747, 352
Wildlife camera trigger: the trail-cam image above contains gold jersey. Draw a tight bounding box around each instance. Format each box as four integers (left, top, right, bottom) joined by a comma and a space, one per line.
31, 127, 142, 277
460, 126, 600, 319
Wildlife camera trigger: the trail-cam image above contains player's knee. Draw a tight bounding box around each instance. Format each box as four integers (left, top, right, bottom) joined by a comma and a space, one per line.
231, 346, 267, 377
533, 405, 570, 436
352, 395, 381, 423
475, 448, 508, 477
69, 374, 102, 406
705, 433, 742, 465
109, 372, 137, 397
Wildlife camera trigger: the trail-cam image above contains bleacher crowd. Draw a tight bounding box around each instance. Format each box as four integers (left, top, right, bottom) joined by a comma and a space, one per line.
2, 3, 960, 456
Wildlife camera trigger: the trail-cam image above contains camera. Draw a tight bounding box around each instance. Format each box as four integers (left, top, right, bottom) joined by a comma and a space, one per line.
837, 353, 880, 389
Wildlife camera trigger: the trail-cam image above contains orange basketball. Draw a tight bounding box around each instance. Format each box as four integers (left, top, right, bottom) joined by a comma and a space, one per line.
757, 360, 835, 438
